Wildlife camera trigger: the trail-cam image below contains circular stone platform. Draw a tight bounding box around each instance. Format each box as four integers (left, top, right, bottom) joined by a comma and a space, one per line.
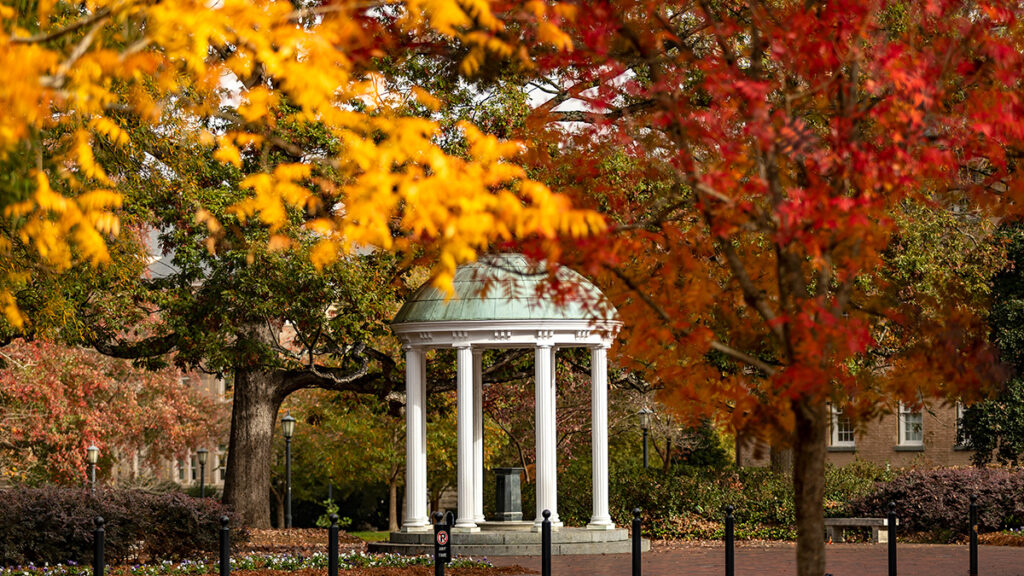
368, 524, 650, 556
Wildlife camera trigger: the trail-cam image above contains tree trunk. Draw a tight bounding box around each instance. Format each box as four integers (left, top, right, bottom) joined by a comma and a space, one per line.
388, 479, 399, 532
792, 398, 827, 576
272, 484, 285, 529
770, 445, 794, 476
222, 367, 285, 528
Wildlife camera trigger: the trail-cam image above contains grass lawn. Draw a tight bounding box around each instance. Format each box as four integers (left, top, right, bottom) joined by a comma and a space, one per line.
349, 531, 389, 542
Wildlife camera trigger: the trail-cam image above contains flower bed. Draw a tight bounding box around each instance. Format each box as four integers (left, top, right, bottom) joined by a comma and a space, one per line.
0, 552, 526, 576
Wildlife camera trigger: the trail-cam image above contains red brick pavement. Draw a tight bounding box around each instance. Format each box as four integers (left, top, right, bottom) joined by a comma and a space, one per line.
488, 541, 1024, 576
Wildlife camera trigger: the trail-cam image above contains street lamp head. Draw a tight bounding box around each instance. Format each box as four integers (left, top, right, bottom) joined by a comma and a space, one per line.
86, 445, 99, 464
637, 407, 654, 431
196, 448, 209, 465
281, 412, 296, 439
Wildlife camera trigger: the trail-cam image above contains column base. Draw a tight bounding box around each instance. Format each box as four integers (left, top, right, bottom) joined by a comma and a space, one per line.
400, 522, 432, 533
531, 521, 563, 531
452, 524, 481, 533
586, 519, 617, 530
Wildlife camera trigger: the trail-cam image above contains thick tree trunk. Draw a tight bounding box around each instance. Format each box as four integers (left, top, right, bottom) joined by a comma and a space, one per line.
792, 398, 827, 576
770, 446, 794, 476
222, 367, 286, 528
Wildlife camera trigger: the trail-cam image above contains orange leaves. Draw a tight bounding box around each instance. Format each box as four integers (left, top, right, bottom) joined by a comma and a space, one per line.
0, 0, 591, 330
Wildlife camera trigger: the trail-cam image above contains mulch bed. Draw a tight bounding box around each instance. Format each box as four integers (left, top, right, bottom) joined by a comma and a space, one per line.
979, 533, 1024, 547
243, 529, 366, 555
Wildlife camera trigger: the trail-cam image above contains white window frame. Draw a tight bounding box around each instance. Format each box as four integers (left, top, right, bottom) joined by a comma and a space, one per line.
955, 401, 968, 448
898, 402, 924, 446
830, 405, 855, 448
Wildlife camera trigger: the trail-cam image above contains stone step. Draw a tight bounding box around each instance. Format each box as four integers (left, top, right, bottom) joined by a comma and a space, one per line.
387, 527, 630, 545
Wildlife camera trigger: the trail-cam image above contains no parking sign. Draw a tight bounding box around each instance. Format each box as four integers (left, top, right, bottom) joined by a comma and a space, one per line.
434, 520, 451, 565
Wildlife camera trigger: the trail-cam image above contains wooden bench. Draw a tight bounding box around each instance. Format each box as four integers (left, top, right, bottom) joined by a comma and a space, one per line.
824, 517, 898, 543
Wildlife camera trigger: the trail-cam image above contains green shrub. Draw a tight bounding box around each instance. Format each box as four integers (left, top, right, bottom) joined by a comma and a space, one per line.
0, 485, 246, 566
553, 459, 894, 541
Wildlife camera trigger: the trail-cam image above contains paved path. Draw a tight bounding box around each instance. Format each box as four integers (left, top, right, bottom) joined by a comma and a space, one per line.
489, 541, 1024, 575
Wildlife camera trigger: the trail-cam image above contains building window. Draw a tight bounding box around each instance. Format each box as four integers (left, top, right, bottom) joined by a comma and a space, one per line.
177, 459, 185, 481
217, 446, 228, 481
830, 406, 855, 448
190, 454, 198, 482
899, 403, 923, 446
955, 402, 968, 448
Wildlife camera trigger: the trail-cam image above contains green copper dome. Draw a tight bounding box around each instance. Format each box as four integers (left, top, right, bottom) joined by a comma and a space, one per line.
392, 254, 612, 324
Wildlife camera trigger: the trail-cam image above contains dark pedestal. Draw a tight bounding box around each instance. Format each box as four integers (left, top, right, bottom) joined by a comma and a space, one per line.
493, 467, 524, 521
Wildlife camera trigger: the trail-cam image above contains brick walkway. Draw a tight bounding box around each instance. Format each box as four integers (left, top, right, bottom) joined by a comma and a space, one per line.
488, 541, 1024, 575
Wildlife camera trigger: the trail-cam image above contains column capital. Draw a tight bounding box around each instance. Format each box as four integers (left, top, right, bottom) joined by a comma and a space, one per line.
452, 342, 472, 350
535, 342, 554, 350
590, 342, 611, 351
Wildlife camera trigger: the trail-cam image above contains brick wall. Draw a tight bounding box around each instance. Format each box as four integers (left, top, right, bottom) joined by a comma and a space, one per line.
738, 401, 974, 468
827, 402, 973, 468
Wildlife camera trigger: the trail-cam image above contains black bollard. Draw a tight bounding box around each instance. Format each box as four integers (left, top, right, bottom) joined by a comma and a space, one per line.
888, 502, 897, 576
93, 516, 105, 576
969, 495, 978, 576
220, 516, 230, 576
329, 513, 339, 576
433, 512, 448, 576
725, 505, 735, 576
632, 508, 642, 576
542, 510, 552, 576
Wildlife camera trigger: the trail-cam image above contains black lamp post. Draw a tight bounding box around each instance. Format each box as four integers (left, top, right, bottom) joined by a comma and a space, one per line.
196, 448, 209, 497
282, 412, 296, 529
87, 445, 99, 495
638, 407, 653, 469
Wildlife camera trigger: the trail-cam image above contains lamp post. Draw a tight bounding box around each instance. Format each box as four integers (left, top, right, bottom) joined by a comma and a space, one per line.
86, 445, 99, 495
637, 408, 653, 469
196, 448, 209, 497
282, 412, 296, 529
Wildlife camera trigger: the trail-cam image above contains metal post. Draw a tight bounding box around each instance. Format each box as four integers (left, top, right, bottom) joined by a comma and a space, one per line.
888, 502, 897, 576
200, 461, 206, 498
969, 495, 978, 576
93, 516, 105, 576
328, 482, 333, 502
89, 463, 96, 496
219, 516, 230, 576
542, 510, 552, 576
433, 512, 445, 576
632, 508, 642, 576
329, 514, 339, 576
642, 430, 649, 469
725, 505, 734, 576
285, 436, 292, 529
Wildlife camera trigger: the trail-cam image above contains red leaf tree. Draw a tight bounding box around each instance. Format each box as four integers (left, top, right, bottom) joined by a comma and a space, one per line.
512, 2, 1024, 573
0, 339, 224, 485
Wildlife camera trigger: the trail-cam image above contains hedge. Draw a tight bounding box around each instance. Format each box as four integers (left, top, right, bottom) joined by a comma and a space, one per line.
849, 467, 1024, 542
0, 485, 246, 566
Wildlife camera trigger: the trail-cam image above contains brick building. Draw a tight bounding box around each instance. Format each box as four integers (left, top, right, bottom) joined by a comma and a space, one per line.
738, 401, 972, 468
109, 372, 230, 492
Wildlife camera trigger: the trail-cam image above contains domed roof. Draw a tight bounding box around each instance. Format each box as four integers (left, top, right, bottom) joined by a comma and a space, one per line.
392, 254, 612, 325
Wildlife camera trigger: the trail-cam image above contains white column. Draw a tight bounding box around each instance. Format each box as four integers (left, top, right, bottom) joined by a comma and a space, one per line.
473, 349, 485, 523
587, 344, 614, 529
419, 350, 428, 518
454, 344, 479, 531
402, 346, 430, 531
534, 343, 561, 528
